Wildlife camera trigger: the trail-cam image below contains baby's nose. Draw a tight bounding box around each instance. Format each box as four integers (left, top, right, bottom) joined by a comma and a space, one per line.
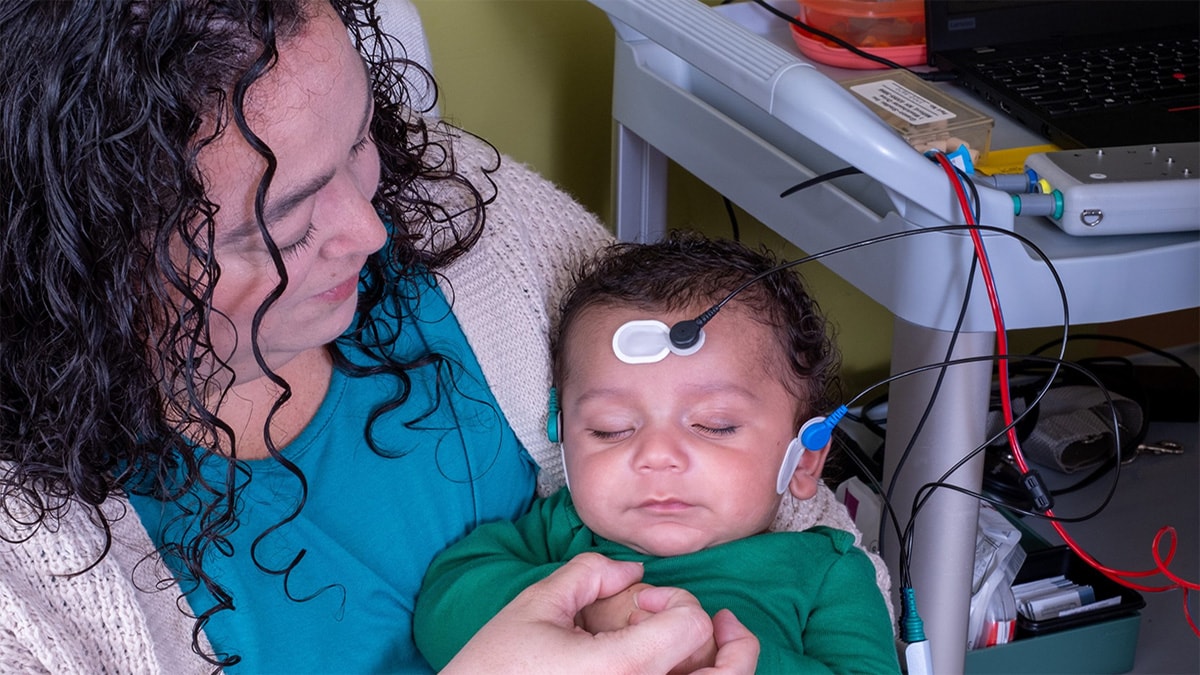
631, 429, 688, 472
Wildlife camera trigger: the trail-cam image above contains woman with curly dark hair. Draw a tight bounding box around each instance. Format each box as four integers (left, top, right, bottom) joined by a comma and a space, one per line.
0, 0, 773, 672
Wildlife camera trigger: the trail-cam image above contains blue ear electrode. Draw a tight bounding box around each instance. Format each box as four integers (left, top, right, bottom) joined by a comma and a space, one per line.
547, 388, 572, 490
774, 406, 847, 494
776, 418, 820, 494
560, 442, 572, 492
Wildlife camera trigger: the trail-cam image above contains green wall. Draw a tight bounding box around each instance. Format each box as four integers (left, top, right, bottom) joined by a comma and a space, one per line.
411, 0, 1196, 393
412, 0, 616, 223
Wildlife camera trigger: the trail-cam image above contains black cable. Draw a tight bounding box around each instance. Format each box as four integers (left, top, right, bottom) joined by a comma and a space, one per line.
829, 428, 906, 549
829, 170, 1065, 584
722, 196, 741, 242
700, 159, 1074, 590
876, 363, 1129, 508
844, 402, 888, 447
675, 220, 1071, 587
920, 358, 1123, 515
748, 0, 957, 82
906, 354, 1127, 523
911, 162, 1063, 585
879, 254, 977, 559
1031, 333, 1195, 372
984, 352, 1153, 502
999, 331, 1189, 504
678, 222, 1068, 346
780, 167, 863, 198
843, 351, 1082, 585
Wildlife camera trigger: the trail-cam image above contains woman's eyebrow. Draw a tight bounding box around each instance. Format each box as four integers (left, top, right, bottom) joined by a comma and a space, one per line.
263, 170, 337, 225
223, 169, 336, 247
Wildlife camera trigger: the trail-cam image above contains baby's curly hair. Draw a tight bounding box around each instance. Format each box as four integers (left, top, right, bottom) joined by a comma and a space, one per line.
1, 0, 493, 664
551, 231, 843, 427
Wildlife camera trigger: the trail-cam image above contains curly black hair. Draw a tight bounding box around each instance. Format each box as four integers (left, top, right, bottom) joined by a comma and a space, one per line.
551, 231, 843, 426
1, 0, 493, 665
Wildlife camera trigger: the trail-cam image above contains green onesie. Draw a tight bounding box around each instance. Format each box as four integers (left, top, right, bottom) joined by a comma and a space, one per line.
415, 488, 900, 674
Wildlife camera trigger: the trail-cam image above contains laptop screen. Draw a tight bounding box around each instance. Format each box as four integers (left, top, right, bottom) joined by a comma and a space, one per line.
925, 1, 1200, 57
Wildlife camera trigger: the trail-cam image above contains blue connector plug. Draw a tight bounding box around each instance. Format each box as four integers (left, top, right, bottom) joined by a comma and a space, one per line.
799, 404, 848, 451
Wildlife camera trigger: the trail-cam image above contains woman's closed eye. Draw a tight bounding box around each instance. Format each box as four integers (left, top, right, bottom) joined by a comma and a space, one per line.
276, 133, 373, 261
279, 224, 316, 260
350, 134, 372, 157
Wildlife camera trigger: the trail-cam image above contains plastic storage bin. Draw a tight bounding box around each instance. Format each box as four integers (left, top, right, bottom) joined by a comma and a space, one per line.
965, 546, 1145, 674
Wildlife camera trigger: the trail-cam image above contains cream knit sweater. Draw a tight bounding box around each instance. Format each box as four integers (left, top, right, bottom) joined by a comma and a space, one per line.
0, 131, 890, 673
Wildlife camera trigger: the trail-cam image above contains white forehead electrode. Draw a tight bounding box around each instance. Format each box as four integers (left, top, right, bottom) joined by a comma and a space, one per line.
612, 319, 706, 364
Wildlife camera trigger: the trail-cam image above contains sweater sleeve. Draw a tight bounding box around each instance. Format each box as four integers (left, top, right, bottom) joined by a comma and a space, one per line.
0, 492, 213, 675
413, 491, 580, 671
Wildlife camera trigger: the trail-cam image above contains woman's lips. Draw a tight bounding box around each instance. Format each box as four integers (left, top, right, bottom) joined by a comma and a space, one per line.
318, 274, 359, 302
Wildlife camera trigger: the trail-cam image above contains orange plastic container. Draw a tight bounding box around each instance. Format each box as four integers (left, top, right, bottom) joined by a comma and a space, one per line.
792, 0, 926, 69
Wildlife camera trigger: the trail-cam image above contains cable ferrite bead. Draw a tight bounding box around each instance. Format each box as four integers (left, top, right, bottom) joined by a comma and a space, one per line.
1021, 469, 1054, 512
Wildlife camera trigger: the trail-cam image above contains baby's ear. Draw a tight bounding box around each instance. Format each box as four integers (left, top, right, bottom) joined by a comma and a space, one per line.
788, 442, 830, 500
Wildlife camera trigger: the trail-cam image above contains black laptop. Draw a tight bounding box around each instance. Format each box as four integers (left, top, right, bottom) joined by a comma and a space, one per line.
924, 1, 1199, 149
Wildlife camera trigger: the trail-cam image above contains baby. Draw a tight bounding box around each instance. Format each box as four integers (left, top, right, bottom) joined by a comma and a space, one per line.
415, 232, 898, 673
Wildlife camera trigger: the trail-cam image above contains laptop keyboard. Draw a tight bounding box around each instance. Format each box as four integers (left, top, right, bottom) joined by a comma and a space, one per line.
977, 37, 1199, 117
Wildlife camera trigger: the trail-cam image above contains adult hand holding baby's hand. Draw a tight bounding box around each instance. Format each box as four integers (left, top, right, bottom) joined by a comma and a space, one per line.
442, 552, 757, 674
576, 576, 759, 674
576, 581, 652, 633
632, 587, 759, 674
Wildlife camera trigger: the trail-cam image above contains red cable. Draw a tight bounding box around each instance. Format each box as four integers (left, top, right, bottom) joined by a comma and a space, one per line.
931, 154, 1026, 466
931, 153, 1199, 635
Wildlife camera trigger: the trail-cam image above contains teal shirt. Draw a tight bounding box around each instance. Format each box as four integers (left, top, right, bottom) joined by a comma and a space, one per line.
415, 488, 900, 674
130, 273, 537, 673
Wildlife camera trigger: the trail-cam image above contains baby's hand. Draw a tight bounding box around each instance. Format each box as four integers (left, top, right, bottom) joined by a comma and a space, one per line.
632, 586, 718, 674
576, 581, 651, 633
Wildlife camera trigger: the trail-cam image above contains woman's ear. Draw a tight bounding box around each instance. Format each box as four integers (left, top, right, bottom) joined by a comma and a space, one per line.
788, 442, 830, 500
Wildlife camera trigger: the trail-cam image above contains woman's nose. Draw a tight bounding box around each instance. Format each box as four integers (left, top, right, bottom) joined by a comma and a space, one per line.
318, 175, 387, 258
